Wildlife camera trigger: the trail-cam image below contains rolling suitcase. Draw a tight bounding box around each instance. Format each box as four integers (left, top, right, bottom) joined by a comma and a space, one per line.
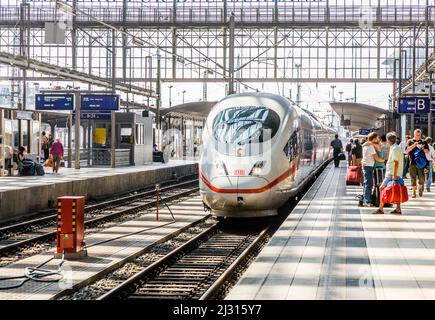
372, 167, 385, 207
346, 165, 361, 185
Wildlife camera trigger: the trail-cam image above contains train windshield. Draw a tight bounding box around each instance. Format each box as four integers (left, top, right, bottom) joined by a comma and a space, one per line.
212, 106, 280, 145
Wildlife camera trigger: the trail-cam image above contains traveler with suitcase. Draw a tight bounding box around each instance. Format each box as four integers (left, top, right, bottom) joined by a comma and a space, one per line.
17, 146, 44, 176
361, 132, 384, 207
372, 132, 405, 215
351, 139, 363, 167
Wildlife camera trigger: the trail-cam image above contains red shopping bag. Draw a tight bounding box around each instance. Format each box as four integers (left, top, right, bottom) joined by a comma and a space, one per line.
381, 182, 409, 204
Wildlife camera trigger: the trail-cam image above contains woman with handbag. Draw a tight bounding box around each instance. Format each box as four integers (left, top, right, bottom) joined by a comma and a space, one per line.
372, 132, 405, 215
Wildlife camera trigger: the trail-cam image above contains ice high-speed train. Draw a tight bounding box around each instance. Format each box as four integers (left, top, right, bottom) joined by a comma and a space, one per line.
199, 92, 336, 218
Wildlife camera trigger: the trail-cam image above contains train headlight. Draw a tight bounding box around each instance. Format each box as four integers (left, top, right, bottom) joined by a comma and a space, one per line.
249, 161, 266, 176
215, 161, 229, 176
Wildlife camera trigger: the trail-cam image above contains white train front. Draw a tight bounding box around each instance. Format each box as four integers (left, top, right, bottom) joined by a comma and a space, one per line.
199, 92, 336, 218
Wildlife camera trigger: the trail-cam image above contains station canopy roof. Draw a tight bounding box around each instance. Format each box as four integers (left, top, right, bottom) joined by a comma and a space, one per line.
160, 101, 217, 118
329, 102, 392, 132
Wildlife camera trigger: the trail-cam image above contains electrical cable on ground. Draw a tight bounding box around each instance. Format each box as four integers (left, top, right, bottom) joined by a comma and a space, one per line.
0, 192, 178, 291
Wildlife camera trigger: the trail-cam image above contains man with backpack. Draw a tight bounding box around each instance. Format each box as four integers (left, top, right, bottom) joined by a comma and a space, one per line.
407, 129, 429, 198
345, 139, 353, 166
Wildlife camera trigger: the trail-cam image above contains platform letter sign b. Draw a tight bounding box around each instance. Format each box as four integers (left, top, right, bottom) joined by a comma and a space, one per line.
415, 98, 430, 114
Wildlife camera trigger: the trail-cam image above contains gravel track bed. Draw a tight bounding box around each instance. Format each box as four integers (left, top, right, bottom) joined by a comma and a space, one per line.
0, 192, 199, 269
61, 217, 216, 300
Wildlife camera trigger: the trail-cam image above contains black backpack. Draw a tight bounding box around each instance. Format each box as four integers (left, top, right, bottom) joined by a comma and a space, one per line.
345, 143, 352, 153
35, 163, 45, 176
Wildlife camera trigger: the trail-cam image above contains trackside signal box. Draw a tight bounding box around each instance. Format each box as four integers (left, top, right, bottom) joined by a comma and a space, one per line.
55, 196, 87, 259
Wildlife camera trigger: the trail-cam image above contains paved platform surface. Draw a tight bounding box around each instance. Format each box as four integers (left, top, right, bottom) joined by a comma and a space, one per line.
227, 162, 435, 300
0, 160, 198, 222
0, 195, 206, 300
0, 160, 196, 191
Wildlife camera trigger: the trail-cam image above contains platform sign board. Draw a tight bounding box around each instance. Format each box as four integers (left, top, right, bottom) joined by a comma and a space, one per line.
80, 94, 119, 111
35, 94, 74, 111
359, 128, 372, 136
414, 97, 430, 114
414, 115, 435, 125
72, 112, 112, 121
15, 111, 33, 121
399, 97, 416, 113
399, 96, 435, 113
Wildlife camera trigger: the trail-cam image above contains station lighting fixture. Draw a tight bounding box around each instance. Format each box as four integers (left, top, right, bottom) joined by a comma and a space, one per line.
132, 37, 145, 47
55, 0, 76, 16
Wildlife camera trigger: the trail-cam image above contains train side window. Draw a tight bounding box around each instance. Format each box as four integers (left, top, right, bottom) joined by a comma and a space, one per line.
284, 131, 298, 162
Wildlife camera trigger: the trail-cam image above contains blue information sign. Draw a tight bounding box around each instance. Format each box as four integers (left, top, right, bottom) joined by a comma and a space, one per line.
399, 97, 416, 113
399, 96, 435, 114
414, 97, 430, 114
359, 128, 372, 136
35, 94, 74, 110
80, 94, 119, 111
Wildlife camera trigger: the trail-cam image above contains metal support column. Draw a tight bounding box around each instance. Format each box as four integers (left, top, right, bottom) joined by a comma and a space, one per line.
172, 28, 177, 80
67, 115, 72, 168
0, 108, 4, 177
228, 13, 235, 95
74, 92, 80, 170
88, 121, 92, 166
111, 30, 116, 168
273, 27, 278, 79
122, 0, 128, 111
399, 43, 406, 140
429, 72, 433, 138
156, 52, 161, 147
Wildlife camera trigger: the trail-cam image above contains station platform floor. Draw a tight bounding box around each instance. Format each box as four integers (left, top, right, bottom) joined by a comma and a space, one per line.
0, 195, 207, 300
227, 162, 435, 300
0, 160, 198, 222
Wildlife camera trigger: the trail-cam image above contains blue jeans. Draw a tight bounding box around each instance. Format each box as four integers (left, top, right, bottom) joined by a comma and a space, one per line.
363, 166, 374, 204
427, 162, 433, 189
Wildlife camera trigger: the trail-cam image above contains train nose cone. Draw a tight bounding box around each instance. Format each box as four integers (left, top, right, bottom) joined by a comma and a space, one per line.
201, 176, 272, 212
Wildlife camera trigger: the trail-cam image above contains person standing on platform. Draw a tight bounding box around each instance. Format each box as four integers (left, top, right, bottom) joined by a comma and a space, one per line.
361, 132, 385, 207
345, 139, 353, 166
351, 139, 363, 166
407, 129, 429, 198
41, 131, 49, 162
372, 132, 404, 215
373, 135, 386, 188
50, 137, 64, 174
48, 133, 54, 154
425, 137, 435, 192
381, 134, 390, 165
330, 134, 343, 168
400, 135, 411, 178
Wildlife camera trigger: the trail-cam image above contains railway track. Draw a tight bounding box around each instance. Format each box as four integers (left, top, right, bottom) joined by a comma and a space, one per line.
95, 220, 272, 300
0, 178, 199, 257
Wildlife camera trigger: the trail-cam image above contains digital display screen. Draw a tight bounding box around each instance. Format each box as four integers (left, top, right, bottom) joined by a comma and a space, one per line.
35, 94, 74, 110
81, 94, 119, 111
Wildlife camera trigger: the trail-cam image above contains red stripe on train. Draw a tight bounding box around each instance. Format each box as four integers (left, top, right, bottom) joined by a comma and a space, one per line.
199, 163, 298, 194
